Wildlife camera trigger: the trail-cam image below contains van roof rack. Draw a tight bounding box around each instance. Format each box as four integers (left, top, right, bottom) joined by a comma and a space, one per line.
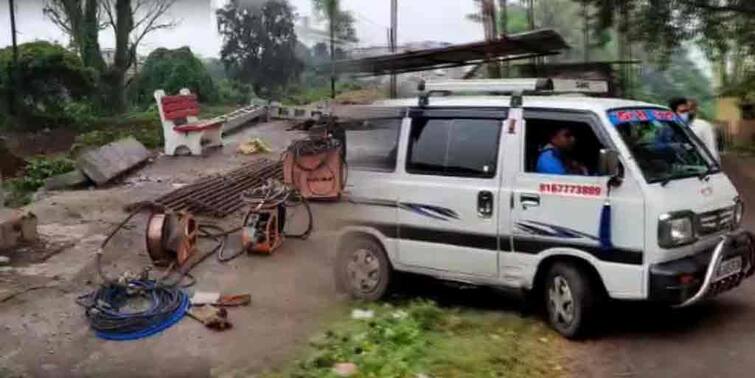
417, 78, 608, 107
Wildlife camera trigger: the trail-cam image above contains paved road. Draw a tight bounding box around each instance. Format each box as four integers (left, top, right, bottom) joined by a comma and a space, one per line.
572, 155, 755, 378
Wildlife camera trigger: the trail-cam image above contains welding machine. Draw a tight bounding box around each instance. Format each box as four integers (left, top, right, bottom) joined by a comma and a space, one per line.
283, 136, 344, 200
241, 205, 285, 255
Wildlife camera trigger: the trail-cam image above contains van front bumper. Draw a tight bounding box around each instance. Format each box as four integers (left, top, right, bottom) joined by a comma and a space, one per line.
649, 230, 755, 306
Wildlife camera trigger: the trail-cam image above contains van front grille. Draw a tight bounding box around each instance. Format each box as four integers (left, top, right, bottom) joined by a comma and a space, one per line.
697, 207, 734, 235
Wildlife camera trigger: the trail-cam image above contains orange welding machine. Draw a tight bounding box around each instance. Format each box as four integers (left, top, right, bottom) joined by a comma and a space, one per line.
283, 136, 344, 200
239, 180, 311, 255
241, 206, 284, 255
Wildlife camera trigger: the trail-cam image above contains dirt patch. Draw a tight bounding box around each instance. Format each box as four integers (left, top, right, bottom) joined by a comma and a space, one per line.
0, 128, 78, 158
0, 140, 27, 177
0, 240, 74, 267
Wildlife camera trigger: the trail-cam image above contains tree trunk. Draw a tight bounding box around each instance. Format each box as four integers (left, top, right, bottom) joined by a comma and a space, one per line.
81, 0, 106, 72
104, 0, 134, 113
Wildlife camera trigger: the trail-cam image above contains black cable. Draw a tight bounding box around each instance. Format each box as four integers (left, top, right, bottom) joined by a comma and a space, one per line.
75, 279, 188, 340
241, 179, 313, 240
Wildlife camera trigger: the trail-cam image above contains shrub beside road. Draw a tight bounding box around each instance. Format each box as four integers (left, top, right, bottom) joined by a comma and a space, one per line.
269, 300, 565, 378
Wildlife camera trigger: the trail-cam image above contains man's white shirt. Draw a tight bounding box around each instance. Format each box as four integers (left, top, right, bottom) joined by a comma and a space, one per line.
690, 118, 720, 162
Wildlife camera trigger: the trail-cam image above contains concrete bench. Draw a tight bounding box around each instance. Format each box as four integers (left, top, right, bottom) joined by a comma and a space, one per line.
155, 88, 223, 156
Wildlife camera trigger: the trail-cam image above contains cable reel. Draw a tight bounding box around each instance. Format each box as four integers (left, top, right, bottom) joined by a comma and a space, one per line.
145, 211, 198, 267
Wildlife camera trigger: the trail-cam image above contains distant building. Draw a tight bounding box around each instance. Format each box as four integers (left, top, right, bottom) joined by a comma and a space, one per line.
716, 97, 755, 146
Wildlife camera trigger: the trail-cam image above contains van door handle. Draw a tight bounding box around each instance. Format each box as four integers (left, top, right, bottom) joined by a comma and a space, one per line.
478, 191, 494, 218
520, 193, 540, 209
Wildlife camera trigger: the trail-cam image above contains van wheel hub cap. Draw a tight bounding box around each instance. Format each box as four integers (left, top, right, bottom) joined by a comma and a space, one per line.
548, 276, 575, 325
346, 248, 380, 293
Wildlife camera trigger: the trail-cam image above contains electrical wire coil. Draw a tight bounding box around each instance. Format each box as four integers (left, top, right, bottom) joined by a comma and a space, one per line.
76, 279, 189, 341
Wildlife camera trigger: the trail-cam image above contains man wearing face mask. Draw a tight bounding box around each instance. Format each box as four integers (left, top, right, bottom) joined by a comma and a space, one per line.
668, 97, 719, 162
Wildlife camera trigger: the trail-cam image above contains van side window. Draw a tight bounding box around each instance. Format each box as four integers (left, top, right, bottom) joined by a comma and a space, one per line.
407, 118, 500, 178
525, 119, 604, 175
343, 118, 401, 172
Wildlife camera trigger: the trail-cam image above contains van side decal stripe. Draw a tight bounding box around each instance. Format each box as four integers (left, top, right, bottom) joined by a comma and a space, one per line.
513, 238, 643, 265
348, 197, 459, 221
515, 220, 601, 241
351, 222, 643, 265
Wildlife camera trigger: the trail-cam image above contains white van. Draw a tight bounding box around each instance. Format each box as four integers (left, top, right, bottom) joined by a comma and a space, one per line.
334, 79, 754, 338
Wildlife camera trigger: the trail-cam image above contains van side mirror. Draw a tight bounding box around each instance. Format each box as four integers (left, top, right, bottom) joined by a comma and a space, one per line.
598, 148, 621, 177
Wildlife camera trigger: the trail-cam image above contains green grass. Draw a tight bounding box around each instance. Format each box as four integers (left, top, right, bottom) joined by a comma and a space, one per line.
3, 155, 76, 207
265, 300, 566, 378
70, 103, 239, 153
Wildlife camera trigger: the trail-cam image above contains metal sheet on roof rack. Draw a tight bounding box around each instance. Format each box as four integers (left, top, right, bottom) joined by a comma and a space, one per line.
324, 29, 569, 76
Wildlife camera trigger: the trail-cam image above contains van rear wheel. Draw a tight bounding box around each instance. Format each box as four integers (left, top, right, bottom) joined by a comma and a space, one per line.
544, 262, 596, 338
336, 236, 391, 301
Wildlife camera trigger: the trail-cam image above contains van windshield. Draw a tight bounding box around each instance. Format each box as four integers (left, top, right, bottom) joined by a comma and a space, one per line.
608, 108, 720, 184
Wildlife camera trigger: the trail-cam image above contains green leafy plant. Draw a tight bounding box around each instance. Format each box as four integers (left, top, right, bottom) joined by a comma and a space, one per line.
131, 47, 219, 105
0, 41, 97, 130
3, 156, 76, 207
270, 300, 563, 378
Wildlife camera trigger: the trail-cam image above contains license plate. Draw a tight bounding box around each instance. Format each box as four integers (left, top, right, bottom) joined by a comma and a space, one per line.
714, 256, 742, 281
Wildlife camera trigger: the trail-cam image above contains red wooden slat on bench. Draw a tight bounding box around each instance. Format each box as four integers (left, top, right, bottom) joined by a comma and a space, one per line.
165, 108, 201, 120
161, 94, 201, 121
161, 94, 197, 104
163, 99, 199, 113
173, 120, 222, 132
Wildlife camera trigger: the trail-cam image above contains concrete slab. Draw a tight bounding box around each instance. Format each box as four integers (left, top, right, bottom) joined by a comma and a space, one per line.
44, 169, 90, 190
76, 137, 150, 186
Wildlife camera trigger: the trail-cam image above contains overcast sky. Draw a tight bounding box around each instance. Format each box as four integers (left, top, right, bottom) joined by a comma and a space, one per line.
0, 0, 483, 58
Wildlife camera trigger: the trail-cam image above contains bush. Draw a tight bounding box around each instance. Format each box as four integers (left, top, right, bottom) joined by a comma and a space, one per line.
217, 79, 255, 105
0, 41, 97, 129
71, 109, 163, 152
131, 47, 218, 105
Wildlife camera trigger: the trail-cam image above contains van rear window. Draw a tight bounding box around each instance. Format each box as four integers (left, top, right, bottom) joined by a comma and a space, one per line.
406, 118, 500, 178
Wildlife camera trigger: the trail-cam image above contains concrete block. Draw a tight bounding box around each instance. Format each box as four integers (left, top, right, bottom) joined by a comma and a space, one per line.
44, 169, 90, 190
0, 209, 37, 250
76, 137, 150, 186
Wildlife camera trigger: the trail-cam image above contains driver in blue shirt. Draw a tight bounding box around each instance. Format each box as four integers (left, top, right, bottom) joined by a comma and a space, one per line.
536, 126, 588, 175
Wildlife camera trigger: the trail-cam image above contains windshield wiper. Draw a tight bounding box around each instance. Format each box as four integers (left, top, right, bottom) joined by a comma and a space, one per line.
698, 165, 715, 181
660, 176, 672, 187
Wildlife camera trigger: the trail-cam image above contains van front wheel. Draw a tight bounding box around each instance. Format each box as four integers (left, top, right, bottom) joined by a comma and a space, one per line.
336, 237, 391, 301
544, 262, 596, 338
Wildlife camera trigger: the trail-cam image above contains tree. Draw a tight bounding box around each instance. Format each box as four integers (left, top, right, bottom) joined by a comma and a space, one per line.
583, 0, 755, 99
132, 47, 218, 105
312, 0, 358, 44
0, 41, 97, 128
216, 0, 302, 97
44, 0, 177, 113
312, 0, 357, 97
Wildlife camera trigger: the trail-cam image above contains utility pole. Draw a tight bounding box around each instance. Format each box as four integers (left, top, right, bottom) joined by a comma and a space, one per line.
499, 0, 509, 77
329, 1, 336, 99
526, 0, 537, 67
617, 1, 630, 97
7, 0, 19, 115
582, 0, 589, 62
389, 0, 397, 98
482, 0, 500, 78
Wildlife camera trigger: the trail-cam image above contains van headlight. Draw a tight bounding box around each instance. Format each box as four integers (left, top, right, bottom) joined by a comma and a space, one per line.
658, 211, 697, 248
732, 199, 745, 230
